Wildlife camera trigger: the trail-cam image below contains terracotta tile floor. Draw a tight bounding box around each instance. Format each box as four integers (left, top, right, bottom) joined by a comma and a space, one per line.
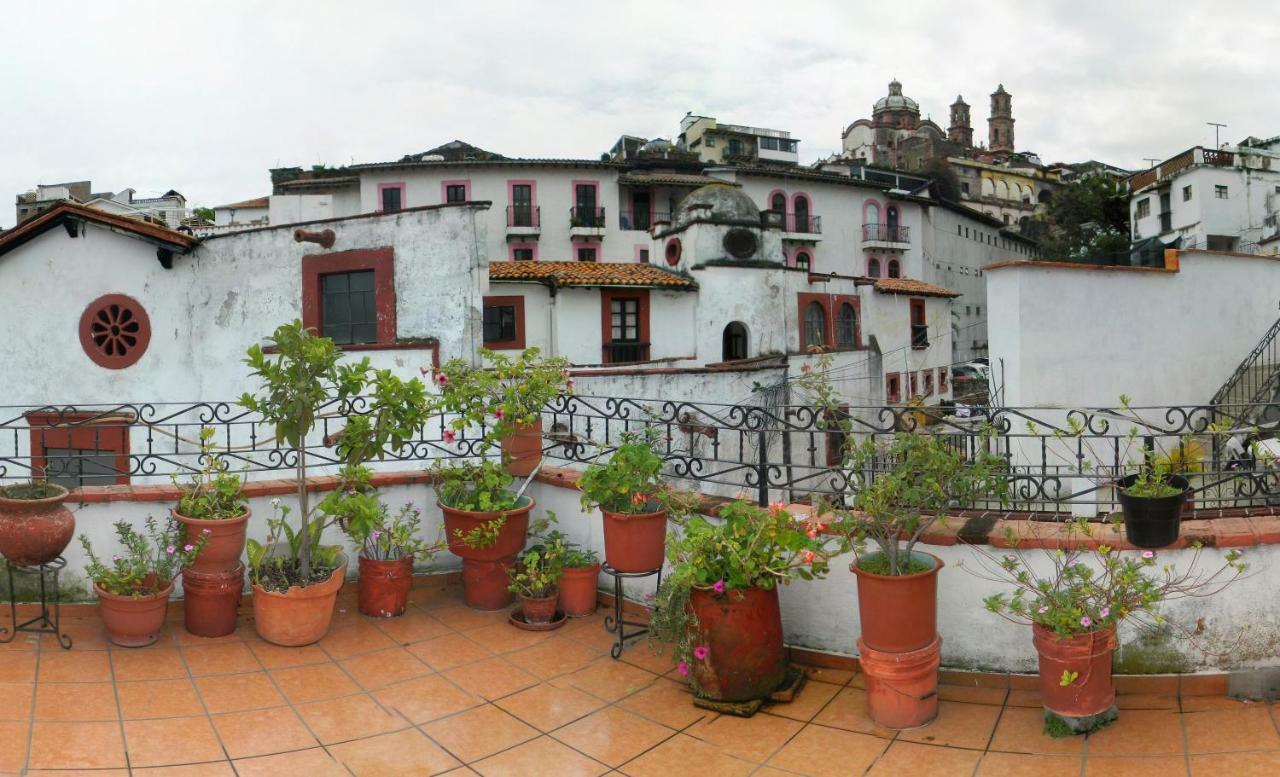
0, 578, 1274, 776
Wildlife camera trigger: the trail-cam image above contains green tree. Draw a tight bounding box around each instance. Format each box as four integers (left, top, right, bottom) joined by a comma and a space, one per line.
193, 207, 215, 223
1032, 176, 1130, 261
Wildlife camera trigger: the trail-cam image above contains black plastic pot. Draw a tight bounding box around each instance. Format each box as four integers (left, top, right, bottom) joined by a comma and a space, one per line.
1115, 473, 1190, 549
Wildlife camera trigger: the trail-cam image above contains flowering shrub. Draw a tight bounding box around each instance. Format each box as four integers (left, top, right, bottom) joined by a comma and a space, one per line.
81, 516, 208, 597
971, 519, 1246, 638
649, 500, 840, 691
432, 347, 570, 453
578, 429, 696, 516
327, 467, 444, 561
507, 536, 565, 598
174, 427, 248, 520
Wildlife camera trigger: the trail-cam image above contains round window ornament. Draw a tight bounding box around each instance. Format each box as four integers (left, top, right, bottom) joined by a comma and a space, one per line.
79, 293, 151, 369
665, 238, 682, 266
723, 228, 757, 259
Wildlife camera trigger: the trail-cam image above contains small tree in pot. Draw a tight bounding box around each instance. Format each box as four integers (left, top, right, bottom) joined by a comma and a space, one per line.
970, 520, 1245, 734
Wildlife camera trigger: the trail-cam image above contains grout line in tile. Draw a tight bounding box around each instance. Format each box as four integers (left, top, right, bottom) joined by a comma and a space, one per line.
171, 627, 240, 770
23, 634, 39, 775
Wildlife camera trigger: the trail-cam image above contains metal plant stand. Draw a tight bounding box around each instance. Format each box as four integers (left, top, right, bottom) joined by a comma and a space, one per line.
0, 557, 72, 649
602, 563, 661, 659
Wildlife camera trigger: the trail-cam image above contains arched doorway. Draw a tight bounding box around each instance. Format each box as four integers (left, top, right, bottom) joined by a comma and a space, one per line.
722, 322, 748, 361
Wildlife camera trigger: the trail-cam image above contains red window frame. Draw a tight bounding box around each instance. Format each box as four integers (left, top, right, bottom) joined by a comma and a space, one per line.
886, 373, 901, 404
924, 369, 934, 396
909, 371, 919, 397
26, 411, 132, 486
832, 295, 861, 350
797, 292, 832, 352
301, 247, 397, 348
939, 367, 949, 391
481, 295, 526, 350
600, 289, 650, 362
910, 297, 928, 350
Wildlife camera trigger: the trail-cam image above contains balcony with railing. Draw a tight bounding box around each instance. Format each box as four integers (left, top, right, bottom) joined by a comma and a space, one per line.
1129, 146, 1237, 191
602, 340, 650, 364
767, 211, 822, 240
862, 223, 911, 248
619, 212, 672, 231
505, 205, 540, 236
570, 206, 606, 237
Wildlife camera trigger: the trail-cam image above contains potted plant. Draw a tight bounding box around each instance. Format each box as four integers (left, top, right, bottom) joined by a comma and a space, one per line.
579, 430, 694, 573
435, 460, 534, 609
80, 517, 208, 647
0, 480, 75, 567
649, 500, 837, 704
433, 347, 570, 477
172, 427, 250, 572
507, 536, 565, 626
972, 519, 1245, 734
555, 533, 601, 617
331, 467, 445, 618
240, 320, 429, 645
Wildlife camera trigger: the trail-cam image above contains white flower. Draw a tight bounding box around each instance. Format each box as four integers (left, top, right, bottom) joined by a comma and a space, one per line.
271, 498, 282, 508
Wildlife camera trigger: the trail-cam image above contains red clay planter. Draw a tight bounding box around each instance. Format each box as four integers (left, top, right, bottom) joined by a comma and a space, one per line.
98, 581, 173, 647
1033, 624, 1119, 729
461, 557, 516, 610
601, 508, 667, 573
172, 508, 250, 572
502, 420, 544, 477
519, 592, 558, 624
0, 484, 75, 566
859, 635, 942, 729
687, 586, 787, 702
252, 563, 346, 646
851, 552, 944, 652
182, 564, 244, 638
358, 555, 413, 618
440, 497, 533, 610
559, 563, 601, 617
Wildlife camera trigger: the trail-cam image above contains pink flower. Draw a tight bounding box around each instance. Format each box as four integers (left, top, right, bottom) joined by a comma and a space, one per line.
677, 661, 689, 677
1141, 550, 1154, 559
769, 500, 788, 514
1080, 616, 1092, 628
801, 550, 816, 564
201, 528, 212, 534
165, 546, 176, 554
693, 645, 710, 661
806, 528, 817, 539
442, 429, 457, 444
562, 368, 571, 378
495, 408, 506, 421
183, 544, 194, 552
371, 530, 382, 540
1099, 606, 1110, 618
631, 492, 648, 507
643, 592, 655, 601
419, 366, 430, 376
1037, 605, 1048, 614
712, 579, 725, 594
111, 555, 121, 562
436, 373, 449, 386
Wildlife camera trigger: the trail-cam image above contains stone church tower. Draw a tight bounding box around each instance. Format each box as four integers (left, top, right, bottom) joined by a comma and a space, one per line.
988, 84, 1014, 153
948, 95, 973, 147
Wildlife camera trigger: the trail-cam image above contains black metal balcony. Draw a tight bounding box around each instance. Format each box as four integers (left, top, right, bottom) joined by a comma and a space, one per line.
570, 207, 605, 229
602, 341, 650, 364
862, 223, 911, 243
789, 214, 822, 234
506, 205, 539, 228
619, 211, 672, 231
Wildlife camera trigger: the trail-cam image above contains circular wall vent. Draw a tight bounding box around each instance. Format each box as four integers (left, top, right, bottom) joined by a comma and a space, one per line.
79, 294, 151, 369
723, 228, 758, 259
665, 238, 682, 266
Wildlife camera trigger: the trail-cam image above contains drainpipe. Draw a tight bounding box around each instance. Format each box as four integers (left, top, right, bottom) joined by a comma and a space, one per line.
547, 281, 559, 358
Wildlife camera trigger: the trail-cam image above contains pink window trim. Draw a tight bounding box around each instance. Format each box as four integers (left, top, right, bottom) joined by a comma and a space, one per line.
793, 248, 813, 271
767, 188, 788, 213
861, 197, 883, 225
789, 193, 811, 232
507, 179, 537, 225
440, 179, 471, 203
572, 179, 601, 219
867, 256, 881, 277
377, 182, 406, 212
508, 242, 539, 261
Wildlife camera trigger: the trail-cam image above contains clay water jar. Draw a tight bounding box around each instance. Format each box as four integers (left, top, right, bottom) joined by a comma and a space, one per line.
501, 420, 544, 477
357, 555, 413, 618
859, 635, 942, 729
601, 508, 667, 573
519, 592, 558, 624
558, 563, 601, 617
182, 564, 244, 638
461, 557, 516, 610
851, 551, 943, 653
0, 483, 74, 566
251, 563, 346, 646
172, 508, 250, 572
1033, 624, 1118, 722
687, 586, 787, 702
439, 498, 534, 562
98, 579, 173, 648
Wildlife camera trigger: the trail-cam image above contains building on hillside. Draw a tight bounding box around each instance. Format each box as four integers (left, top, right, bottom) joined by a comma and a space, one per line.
948, 156, 1061, 232
14, 182, 188, 228
193, 197, 271, 236
678, 114, 800, 166
1127, 137, 1280, 252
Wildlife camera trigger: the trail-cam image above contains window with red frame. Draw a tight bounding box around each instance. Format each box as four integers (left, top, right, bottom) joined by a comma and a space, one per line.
910, 298, 928, 349
939, 367, 949, 391
924, 369, 934, 396
825, 404, 850, 466
886, 373, 901, 404
27, 411, 132, 488
302, 248, 397, 348
909, 371, 919, 397
601, 290, 650, 364
481, 295, 525, 350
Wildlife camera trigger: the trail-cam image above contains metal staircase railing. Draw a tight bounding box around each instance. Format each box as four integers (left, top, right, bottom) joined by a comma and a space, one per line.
1210, 310, 1280, 419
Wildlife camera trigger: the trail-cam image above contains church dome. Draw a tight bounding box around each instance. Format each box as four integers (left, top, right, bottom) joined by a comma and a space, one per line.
677, 183, 759, 224
640, 138, 674, 153
873, 79, 920, 114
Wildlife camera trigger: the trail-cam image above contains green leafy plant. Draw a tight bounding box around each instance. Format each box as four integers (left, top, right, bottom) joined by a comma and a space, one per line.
578, 429, 698, 516
238, 320, 430, 585
327, 466, 444, 561
971, 519, 1246, 638
434, 459, 520, 513
649, 500, 840, 688
507, 537, 565, 598
174, 427, 248, 519
81, 516, 208, 597
432, 347, 570, 456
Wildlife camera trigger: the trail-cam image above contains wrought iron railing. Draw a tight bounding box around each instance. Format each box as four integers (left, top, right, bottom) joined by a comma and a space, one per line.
619, 212, 673, 231
1211, 312, 1280, 420
506, 205, 539, 228
570, 207, 605, 229
862, 223, 910, 243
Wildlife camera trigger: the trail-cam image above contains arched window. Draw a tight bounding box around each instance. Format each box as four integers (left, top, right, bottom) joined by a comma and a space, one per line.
867, 257, 881, 277
793, 195, 810, 233
794, 251, 811, 271
836, 303, 858, 348
804, 302, 826, 349
887, 259, 901, 278
771, 192, 787, 215
722, 322, 748, 361
995, 180, 1009, 200
886, 206, 899, 230
865, 201, 880, 226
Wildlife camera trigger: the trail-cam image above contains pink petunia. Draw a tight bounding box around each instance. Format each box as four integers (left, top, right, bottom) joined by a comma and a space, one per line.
677, 661, 689, 677
693, 645, 710, 661
443, 429, 457, 444
712, 579, 725, 594
1099, 606, 1111, 618
495, 408, 506, 421
1080, 616, 1092, 628
1141, 550, 1154, 559
1038, 605, 1048, 614
183, 544, 194, 552
436, 373, 449, 386
419, 366, 430, 376
165, 546, 175, 554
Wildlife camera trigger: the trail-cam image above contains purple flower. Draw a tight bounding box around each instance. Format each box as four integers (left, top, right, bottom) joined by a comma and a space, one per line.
712, 579, 725, 594
183, 544, 194, 552
1099, 606, 1111, 618
165, 546, 176, 554
111, 555, 121, 562
1080, 616, 1092, 628
677, 661, 689, 677
693, 645, 710, 661
1141, 550, 1155, 559
1037, 605, 1048, 614
371, 530, 383, 540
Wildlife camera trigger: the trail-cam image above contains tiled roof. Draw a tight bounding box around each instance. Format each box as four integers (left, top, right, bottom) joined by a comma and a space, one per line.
216, 196, 269, 209
488, 261, 697, 290
873, 277, 961, 298
0, 201, 198, 259
617, 172, 730, 187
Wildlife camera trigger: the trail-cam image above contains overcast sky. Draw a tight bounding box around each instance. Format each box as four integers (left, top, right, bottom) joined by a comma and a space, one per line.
2, 0, 1276, 229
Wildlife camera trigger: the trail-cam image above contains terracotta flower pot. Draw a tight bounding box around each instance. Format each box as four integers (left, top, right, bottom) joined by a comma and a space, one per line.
558, 563, 601, 617
358, 555, 413, 618
502, 420, 544, 477
97, 580, 172, 647
0, 484, 74, 566
182, 564, 244, 638
687, 586, 787, 702
1033, 624, 1118, 726
172, 507, 250, 572
851, 551, 943, 653
601, 508, 667, 573
520, 592, 558, 624
251, 563, 346, 646
439, 498, 534, 562
461, 557, 516, 610
859, 635, 942, 729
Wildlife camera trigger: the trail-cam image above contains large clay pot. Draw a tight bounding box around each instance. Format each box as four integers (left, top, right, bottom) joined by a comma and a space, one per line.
98, 580, 173, 648
501, 420, 544, 477
182, 564, 244, 638
601, 508, 667, 573
859, 635, 942, 729
559, 563, 601, 617
520, 592, 558, 624
460, 556, 516, 610
358, 555, 413, 618
687, 586, 787, 702
172, 508, 250, 572
0, 484, 74, 566
252, 563, 346, 646
851, 551, 943, 653
1033, 624, 1118, 726
439, 498, 534, 562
